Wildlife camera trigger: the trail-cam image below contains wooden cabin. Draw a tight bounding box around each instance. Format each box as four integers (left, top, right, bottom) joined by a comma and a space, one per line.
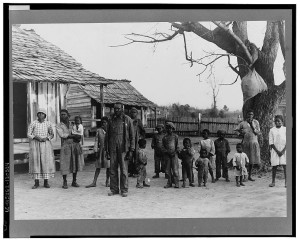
66, 79, 156, 136
12, 25, 113, 143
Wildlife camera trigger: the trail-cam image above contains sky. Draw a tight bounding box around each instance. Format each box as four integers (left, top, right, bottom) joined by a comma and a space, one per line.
21, 21, 285, 111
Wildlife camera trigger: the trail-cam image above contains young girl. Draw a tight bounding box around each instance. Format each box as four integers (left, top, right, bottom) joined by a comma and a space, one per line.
199, 129, 215, 183
214, 130, 231, 182
195, 149, 210, 187
269, 115, 286, 187
178, 138, 195, 188
86, 117, 110, 188
72, 116, 83, 143
232, 143, 249, 187
136, 139, 150, 188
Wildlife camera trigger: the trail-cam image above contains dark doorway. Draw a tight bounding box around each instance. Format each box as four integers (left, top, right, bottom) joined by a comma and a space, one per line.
13, 82, 28, 138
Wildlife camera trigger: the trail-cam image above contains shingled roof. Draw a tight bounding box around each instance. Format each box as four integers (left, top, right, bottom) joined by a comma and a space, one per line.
12, 25, 114, 85
79, 79, 156, 108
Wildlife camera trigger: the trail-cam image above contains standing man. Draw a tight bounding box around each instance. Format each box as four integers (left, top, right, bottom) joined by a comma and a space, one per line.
107, 102, 135, 197
128, 107, 145, 177
56, 109, 84, 189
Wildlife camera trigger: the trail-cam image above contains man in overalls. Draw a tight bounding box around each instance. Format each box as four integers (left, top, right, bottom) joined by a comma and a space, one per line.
107, 102, 135, 197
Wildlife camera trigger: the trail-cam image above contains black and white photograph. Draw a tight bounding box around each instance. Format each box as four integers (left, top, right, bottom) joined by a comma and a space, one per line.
5, 4, 295, 237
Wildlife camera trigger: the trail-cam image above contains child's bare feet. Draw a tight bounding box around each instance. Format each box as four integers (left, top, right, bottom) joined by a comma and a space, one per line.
85, 183, 96, 188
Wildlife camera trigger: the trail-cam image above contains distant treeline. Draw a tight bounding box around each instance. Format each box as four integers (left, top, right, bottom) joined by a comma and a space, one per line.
151, 103, 242, 121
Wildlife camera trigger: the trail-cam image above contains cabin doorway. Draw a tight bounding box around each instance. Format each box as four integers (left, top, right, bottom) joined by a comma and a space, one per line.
13, 82, 28, 139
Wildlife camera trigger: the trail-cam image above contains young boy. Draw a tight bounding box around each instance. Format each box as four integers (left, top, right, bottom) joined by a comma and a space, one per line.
162, 122, 180, 188
214, 130, 231, 182
136, 139, 150, 188
199, 129, 215, 183
151, 124, 165, 178
195, 149, 210, 187
178, 138, 195, 188
232, 143, 249, 187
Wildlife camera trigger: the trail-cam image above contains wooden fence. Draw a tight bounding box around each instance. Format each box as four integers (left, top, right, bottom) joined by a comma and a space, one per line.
147, 117, 240, 137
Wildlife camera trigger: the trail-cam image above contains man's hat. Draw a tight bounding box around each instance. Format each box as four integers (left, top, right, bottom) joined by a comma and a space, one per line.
165, 122, 175, 130
156, 124, 164, 130
130, 107, 138, 113
37, 108, 47, 117
217, 130, 226, 135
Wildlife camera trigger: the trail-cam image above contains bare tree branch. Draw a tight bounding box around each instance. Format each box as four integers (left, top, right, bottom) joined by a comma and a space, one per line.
219, 75, 239, 85
213, 21, 253, 64
109, 30, 181, 47
227, 55, 240, 75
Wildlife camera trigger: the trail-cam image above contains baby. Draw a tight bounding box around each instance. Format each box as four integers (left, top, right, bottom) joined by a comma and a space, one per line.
72, 116, 83, 143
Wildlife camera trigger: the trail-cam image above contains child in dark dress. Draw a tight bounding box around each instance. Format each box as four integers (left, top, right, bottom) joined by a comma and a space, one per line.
214, 130, 231, 182
195, 149, 211, 187
178, 138, 195, 188
151, 124, 166, 178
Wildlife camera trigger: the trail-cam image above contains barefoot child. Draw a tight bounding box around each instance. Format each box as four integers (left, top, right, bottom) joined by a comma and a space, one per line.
195, 149, 210, 187
214, 130, 231, 182
178, 138, 195, 188
136, 139, 150, 188
268, 115, 286, 187
72, 116, 84, 143
199, 129, 215, 183
232, 143, 249, 187
162, 122, 180, 188
151, 124, 166, 178
86, 117, 110, 188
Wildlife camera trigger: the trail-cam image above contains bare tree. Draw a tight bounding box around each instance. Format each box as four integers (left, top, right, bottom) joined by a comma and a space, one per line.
114, 21, 286, 165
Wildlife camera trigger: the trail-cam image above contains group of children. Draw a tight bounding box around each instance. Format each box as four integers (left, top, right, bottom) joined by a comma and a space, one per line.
75, 114, 286, 190
149, 116, 286, 189
151, 123, 235, 188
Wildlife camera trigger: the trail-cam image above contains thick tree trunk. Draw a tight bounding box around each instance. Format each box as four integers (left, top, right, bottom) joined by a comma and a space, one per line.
160, 21, 286, 167
243, 84, 285, 169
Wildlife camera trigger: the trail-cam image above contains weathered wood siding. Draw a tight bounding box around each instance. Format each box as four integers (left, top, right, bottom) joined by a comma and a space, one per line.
21, 82, 65, 142
66, 84, 92, 129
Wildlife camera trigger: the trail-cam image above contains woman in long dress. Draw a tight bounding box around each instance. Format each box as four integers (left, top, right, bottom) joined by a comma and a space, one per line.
235, 109, 261, 181
56, 109, 84, 189
28, 108, 55, 189
269, 115, 286, 187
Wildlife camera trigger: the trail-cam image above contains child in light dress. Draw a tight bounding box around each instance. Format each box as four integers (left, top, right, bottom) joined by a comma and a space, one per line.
199, 129, 215, 183
232, 143, 249, 187
136, 139, 150, 188
72, 116, 83, 143
269, 115, 286, 187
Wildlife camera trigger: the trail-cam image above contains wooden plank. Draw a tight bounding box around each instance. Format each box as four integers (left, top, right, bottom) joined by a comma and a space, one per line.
27, 82, 32, 126
67, 102, 91, 108
67, 97, 91, 105
66, 93, 89, 99
100, 84, 104, 118
67, 109, 92, 115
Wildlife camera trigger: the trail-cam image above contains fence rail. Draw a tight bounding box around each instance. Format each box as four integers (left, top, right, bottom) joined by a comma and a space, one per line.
147, 117, 239, 137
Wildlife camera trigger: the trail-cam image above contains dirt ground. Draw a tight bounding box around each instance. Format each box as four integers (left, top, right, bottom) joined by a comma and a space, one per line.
14, 137, 287, 219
